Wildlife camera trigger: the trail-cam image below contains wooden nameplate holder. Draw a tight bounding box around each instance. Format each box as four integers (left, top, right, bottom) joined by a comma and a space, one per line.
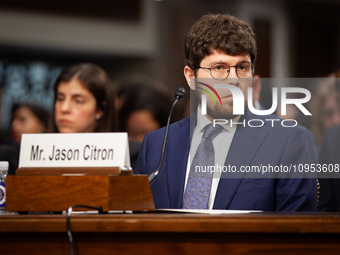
6, 167, 155, 212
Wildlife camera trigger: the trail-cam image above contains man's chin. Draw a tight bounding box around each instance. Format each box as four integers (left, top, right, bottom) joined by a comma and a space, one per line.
207, 108, 235, 120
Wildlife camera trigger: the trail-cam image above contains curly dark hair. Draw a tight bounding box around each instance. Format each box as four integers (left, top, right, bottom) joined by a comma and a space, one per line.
184, 13, 257, 71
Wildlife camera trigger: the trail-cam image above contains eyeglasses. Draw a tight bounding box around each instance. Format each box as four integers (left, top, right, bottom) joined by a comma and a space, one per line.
198, 62, 255, 80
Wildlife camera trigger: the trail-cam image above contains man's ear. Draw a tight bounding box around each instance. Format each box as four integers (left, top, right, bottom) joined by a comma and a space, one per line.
184, 66, 196, 90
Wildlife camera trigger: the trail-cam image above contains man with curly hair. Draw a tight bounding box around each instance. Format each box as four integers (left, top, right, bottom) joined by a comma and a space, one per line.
135, 14, 317, 211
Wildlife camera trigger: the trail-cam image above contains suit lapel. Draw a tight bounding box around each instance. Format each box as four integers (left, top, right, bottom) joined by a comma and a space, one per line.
213, 110, 268, 209
166, 116, 194, 208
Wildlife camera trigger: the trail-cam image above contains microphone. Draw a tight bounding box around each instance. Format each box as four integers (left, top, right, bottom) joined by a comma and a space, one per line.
148, 87, 186, 185
175, 87, 186, 100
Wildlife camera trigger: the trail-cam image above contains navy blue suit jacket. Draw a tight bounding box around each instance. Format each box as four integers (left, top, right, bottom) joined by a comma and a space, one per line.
135, 109, 317, 211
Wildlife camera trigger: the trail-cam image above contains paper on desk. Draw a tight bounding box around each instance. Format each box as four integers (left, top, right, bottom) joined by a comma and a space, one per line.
68, 210, 133, 214
157, 209, 262, 214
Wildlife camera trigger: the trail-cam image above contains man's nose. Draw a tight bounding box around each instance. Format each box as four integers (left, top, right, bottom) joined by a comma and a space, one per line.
228, 66, 239, 79
226, 67, 239, 85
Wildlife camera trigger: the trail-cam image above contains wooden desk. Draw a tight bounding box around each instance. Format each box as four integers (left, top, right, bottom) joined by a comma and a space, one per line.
0, 212, 340, 255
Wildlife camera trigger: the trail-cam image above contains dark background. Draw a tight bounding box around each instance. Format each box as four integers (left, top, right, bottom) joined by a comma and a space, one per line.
1, 0, 339, 127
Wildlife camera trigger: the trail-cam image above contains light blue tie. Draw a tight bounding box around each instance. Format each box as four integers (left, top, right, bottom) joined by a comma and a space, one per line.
182, 123, 223, 209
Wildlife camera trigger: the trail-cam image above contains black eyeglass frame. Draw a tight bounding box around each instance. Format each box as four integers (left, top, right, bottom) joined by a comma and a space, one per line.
198, 62, 256, 80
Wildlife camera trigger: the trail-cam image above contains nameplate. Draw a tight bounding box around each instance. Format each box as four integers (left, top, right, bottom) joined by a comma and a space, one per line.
19, 133, 130, 168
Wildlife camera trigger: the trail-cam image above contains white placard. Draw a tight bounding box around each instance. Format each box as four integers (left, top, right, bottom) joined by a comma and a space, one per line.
19, 133, 130, 168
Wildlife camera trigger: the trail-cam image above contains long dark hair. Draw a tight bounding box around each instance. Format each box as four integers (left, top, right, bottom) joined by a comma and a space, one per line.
49, 63, 116, 132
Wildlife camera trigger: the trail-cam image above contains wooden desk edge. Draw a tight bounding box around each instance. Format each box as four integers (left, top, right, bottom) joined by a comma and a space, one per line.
0, 213, 340, 234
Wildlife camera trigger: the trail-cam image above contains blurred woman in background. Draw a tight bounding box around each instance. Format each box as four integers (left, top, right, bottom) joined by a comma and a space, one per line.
49, 63, 116, 133
10, 103, 49, 143
49, 63, 140, 168
311, 76, 340, 152
116, 77, 173, 143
